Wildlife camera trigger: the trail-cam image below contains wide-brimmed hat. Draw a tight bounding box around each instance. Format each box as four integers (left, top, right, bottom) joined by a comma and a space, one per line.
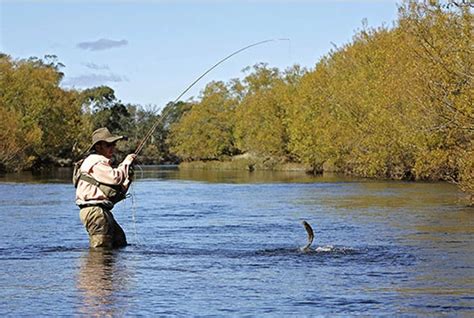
88, 127, 124, 151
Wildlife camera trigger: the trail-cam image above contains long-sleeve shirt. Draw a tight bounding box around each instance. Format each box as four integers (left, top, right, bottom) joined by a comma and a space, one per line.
75, 154, 132, 208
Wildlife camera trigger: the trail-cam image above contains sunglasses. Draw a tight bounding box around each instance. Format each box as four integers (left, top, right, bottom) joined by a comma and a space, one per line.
101, 142, 116, 148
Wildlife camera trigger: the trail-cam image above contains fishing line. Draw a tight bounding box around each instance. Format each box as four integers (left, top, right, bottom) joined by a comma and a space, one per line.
134, 38, 291, 155
129, 188, 142, 246
287, 38, 292, 64
129, 163, 144, 245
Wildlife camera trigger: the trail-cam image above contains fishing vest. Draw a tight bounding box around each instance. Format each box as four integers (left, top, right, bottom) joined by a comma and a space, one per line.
73, 159, 127, 204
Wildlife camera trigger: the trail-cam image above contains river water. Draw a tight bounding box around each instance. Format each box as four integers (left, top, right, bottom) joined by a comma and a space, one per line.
0, 166, 472, 316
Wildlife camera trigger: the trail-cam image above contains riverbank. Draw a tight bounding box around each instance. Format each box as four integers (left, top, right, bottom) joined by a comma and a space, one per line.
178, 157, 473, 206
179, 155, 314, 173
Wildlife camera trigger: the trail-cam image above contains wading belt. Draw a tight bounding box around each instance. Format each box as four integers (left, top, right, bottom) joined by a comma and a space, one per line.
78, 203, 111, 210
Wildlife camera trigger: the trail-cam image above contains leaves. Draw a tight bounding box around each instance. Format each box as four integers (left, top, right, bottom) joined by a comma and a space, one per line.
166, 1, 473, 203
168, 81, 237, 160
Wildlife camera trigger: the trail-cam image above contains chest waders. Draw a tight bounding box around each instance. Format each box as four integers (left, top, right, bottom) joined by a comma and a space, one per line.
74, 159, 128, 248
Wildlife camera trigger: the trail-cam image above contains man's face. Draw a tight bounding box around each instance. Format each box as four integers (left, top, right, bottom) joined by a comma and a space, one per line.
95, 141, 116, 159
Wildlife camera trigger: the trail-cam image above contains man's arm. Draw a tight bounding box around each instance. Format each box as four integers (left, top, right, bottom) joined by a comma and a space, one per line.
92, 154, 136, 185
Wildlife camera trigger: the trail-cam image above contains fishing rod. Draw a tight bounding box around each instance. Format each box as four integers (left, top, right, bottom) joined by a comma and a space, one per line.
134, 38, 290, 155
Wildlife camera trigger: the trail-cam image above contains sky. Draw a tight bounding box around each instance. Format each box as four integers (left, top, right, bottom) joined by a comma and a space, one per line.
1, 0, 400, 109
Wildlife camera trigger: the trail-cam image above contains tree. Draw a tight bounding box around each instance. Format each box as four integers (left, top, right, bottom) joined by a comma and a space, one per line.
0, 54, 86, 170
168, 81, 237, 160
234, 64, 300, 158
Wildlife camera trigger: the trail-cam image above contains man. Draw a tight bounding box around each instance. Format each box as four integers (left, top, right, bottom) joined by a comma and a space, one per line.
75, 127, 136, 248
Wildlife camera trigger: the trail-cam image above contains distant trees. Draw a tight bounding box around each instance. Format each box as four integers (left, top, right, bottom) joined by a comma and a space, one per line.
0, 56, 188, 171
167, 1, 473, 202
168, 81, 238, 160
136, 101, 192, 164
74, 86, 192, 164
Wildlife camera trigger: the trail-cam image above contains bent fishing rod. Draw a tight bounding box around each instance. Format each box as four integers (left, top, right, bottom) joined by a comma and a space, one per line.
134, 38, 290, 155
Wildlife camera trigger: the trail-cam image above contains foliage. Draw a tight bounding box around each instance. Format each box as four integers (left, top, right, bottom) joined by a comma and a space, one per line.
0, 56, 181, 170
166, 1, 473, 202
234, 64, 301, 158
0, 54, 85, 171
168, 81, 238, 160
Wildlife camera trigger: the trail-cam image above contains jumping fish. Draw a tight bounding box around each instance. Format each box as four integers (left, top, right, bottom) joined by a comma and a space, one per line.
300, 220, 314, 252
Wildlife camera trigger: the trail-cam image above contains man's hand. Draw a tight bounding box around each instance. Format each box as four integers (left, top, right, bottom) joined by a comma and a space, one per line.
124, 154, 137, 165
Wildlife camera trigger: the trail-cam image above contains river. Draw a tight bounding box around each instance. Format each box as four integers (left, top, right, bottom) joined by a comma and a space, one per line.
0, 166, 472, 316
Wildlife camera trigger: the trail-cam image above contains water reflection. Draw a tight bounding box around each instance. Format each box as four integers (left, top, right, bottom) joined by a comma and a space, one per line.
0, 167, 472, 316
0, 167, 73, 183
0, 165, 362, 184
76, 249, 132, 316
135, 165, 358, 184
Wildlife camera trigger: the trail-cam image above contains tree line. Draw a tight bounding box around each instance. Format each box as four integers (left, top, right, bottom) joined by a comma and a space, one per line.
0, 53, 189, 171
168, 1, 472, 202
0, 1, 472, 202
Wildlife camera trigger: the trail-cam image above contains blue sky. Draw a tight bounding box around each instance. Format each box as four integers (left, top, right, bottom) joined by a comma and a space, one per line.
1, 0, 400, 109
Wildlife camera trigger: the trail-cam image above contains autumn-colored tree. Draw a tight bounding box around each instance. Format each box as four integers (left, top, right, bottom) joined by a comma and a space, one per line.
234, 64, 290, 157
398, 1, 473, 186
0, 54, 86, 170
166, 1, 472, 202
168, 81, 238, 160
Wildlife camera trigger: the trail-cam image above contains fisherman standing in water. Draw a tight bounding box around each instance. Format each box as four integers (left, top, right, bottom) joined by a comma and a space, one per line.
74, 127, 136, 248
